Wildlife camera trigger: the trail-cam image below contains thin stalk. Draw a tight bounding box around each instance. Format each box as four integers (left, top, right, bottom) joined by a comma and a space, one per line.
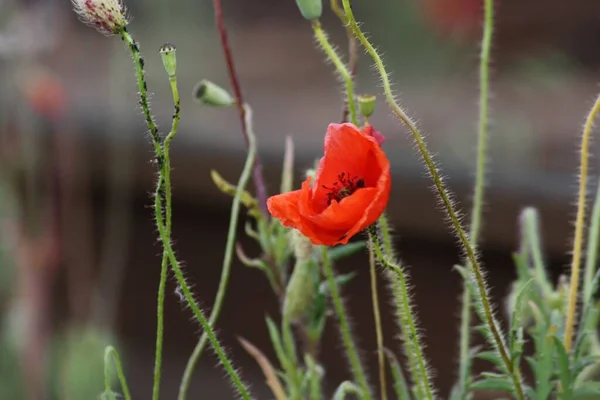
153, 74, 181, 400
153, 162, 252, 399
321, 246, 372, 399
211, 0, 268, 215
369, 230, 434, 400
459, 0, 494, 395
564, 94, 600, 352
369, 245, 388, 400
312, 20, 358, 126
340, 1, 523, 398
330, 0, 359, 123
104, 346, 132, 400
177, 110, 256, 400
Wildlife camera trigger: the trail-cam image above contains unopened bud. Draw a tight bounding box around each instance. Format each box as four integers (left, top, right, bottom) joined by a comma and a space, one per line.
193, 79, 235, 107
283, 259, 317, 323
294, 0, 322, 20
72, 0, 129, 35
358, 94, 376, 118
159, 43, 177, 78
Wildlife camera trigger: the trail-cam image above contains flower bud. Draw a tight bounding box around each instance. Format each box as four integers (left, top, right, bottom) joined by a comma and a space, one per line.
193, 79, 235, 107
294, 0, 322, 20
358, 94, 376, 118
72, 0, 129, 36
159, 43, 177, 78
283, 259, 317, 323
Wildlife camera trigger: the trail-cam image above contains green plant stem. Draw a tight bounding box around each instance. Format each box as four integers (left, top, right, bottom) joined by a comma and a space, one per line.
584, 179, 600, 308
522, 208, 552, 295
178, 108, 257, 400
330, 0, 359, 123
369, 230, 434, 400
104, 346, 132, 400
369, 245, 387, 400
565, 94, 600, 352
321, 246, 372, 399
458, 0, 494, 395
120, 28, 163, 162
340, 1, 524, 398
154, 177, 252, 400
153, 75, 181, 400
312, 20, 358, 126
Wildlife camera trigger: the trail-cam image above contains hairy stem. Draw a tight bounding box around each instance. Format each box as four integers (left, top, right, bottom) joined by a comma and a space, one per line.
153, 74, 181, 400
330, 0, 359, 123
369, 245, 388, 400
459, 0, 494, 395
369, 229, 434, 399
212, 0, 268, 215
564, 94, 600, 352
104, 346, 131, 400
312, 20, 358, 126
321, 246, 372, 399
178, 105, 257, 399
340, 1, 523, 398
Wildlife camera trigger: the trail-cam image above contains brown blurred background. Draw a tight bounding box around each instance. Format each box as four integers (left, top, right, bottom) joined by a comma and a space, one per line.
2, 0, 600, 398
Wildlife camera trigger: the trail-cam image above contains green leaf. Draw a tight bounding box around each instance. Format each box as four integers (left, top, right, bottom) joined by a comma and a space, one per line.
383, 348, 411, 400
470, 377, 513, 393
554, 336, 574, 399
265, 317, 291, 375
475, 351, 502, 366
327, 241, 367, 261
573, 382, 600, 399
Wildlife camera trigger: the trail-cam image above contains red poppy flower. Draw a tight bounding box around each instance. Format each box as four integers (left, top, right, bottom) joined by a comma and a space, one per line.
267, 123, 391, 246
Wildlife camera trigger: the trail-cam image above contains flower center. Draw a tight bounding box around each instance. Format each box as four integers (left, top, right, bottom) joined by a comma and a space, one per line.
322, 172, 365, 205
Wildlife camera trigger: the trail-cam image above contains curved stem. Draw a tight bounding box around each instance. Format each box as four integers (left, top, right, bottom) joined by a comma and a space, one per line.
104, 346, 132, 400
178, 104, 257, 400
369, 245, 387, 400
564, 94, 600, 352
459, 0, 494, 395
340, 1, 523, 398
154, 175, 252, 400
312, 20, 358, 126
153, 75, 181, 400
321, 246, 372, 399
330, 0, 359, 123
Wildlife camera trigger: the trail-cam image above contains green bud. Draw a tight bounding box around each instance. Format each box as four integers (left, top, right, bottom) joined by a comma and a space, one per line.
357, 94, 376, 118
294, 0, 322, 20
283, 259, 317, 323
159, 43, 177, 78
193, 79, 235, 107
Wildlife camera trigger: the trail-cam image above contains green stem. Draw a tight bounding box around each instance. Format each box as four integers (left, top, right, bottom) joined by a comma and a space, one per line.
565, 94, 600, 352
459, 0, 494, 395
178, 104, 257, 400
154, 184, 252, 399
312, 20, 358, 126
333, 381, 363, 400
104, 346, 132, 400
120, 29, 163, 162
522, 208, 552, 295
369, 245, 387, 400
321, 246, 372, 399
153, 75, 181, 400
369, 229, 434, 400
340, 1, 523, 398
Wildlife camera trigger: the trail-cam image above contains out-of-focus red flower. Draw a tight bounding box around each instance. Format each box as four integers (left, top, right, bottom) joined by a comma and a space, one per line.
420, 0, 482, 40
22, 69, 67, 121
267, 123, 391, 246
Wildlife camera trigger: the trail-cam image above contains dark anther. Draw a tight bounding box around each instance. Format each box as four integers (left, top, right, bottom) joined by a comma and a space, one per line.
323, 172, 365, 205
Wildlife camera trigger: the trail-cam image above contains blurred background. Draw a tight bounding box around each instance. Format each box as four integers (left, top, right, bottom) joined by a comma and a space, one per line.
2, 0, 600, 398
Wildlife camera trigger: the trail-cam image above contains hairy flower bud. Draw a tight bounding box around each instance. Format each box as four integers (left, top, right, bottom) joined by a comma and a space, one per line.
72, 0, 129, 35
